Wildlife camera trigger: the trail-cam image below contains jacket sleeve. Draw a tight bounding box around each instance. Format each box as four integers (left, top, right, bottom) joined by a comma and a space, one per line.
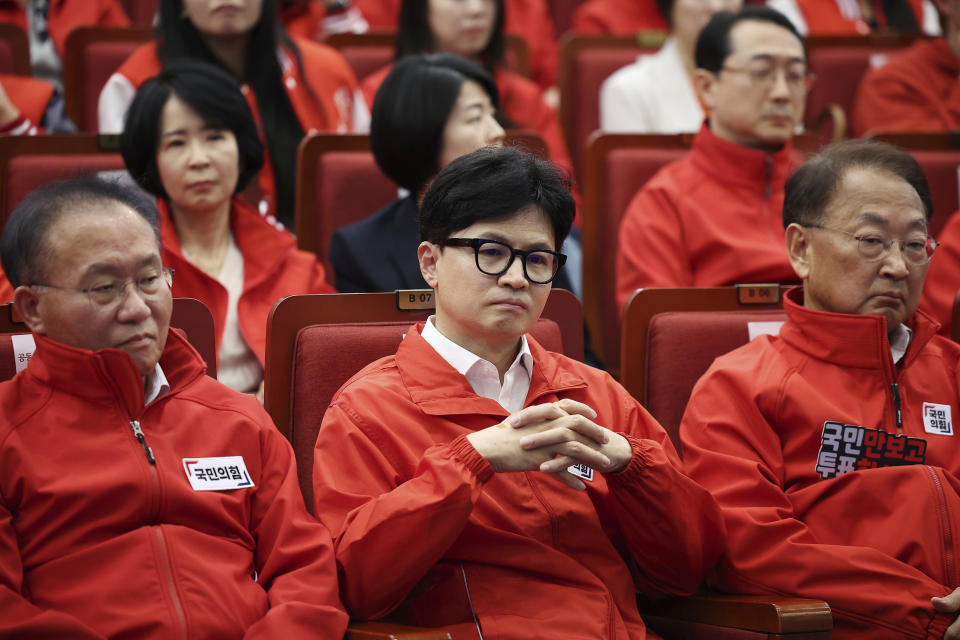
851, 61, 960, 137
600, 392, 726, 597
680, 365, 954, 640
313, 400, 493, 620
0, 497, 107, 639
242, 415, 349, 639
615, 179, 692, 311
919, 210, 960, 336
97, 72, 135, 134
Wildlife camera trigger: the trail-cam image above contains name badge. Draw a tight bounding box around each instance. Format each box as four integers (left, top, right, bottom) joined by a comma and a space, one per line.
923, 403, 953, 436
182, 456, 255, 491
567, 462, 594, 482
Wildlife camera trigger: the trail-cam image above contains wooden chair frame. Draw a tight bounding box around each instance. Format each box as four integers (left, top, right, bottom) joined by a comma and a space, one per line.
62, 25, 153, 131
0, 24, 30, 76
263, 288, 583, 438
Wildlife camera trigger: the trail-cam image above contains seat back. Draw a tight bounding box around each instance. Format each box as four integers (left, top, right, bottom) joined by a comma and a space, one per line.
0, 24, 30, 75
869, 132, 960, 237
804, 34, 916, 132
63, 26, 153, 132
0, 298, 218, 381
294, 131, 549, 284
0, 134, 126, 229
325, 32, 530, 81
120, 0, 159, 26
558, 33, 665, 181
620, 285, 789, 450
264, 289, 584, 511
581, 132, 695, 373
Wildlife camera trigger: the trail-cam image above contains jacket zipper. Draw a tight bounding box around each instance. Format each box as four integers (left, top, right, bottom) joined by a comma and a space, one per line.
890, 383, 903, 431
927, 467, 957, 587
129, 414, 188, 638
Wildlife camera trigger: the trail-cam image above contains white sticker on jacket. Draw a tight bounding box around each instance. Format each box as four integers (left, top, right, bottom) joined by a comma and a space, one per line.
923, 403, 953, 436
11, 334, 36, 373
567, 463, 594, 482
182, 457, 255, 491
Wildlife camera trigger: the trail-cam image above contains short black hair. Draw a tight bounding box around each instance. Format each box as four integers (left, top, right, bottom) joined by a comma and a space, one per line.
783, 139, 933, 228
121, 59, 264, 199
396, 0, 506, 72
695, 6, 805, 73
420, 146, 574, 250
1, 176, 160, 288
372, 53, 500, 194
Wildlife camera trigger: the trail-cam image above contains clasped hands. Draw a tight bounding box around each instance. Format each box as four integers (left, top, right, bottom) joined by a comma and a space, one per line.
466, 399, 632, 490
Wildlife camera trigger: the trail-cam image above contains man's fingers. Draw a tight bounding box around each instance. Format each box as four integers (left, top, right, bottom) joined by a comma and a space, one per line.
550, 468, 586, 491
943, 614, 960, 640
507, 403, 568, 428
554, 398, 598, 419
519, 416, 610, 449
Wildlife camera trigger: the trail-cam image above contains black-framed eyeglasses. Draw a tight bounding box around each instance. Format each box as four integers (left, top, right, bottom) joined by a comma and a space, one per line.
804, 225, 938, 264
440, 237, 567, 284
29, 266, 175, 310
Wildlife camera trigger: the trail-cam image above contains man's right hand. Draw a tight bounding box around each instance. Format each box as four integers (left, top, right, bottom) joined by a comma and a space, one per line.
931, 587, 960, 639
466, 400, 611, 490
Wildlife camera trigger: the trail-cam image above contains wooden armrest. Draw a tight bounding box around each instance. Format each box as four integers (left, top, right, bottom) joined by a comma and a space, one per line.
637, 593, 832, 634
346, 621, 453, 640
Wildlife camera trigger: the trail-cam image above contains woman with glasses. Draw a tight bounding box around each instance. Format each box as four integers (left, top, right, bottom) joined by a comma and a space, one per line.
99, 0, 365, 228
358, 0, 573, 183
121, 60, 334, 395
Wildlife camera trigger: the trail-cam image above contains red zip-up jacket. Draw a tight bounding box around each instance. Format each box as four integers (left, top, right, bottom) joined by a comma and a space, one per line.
681, 286, 960, 639
159, 198, 335, 367
0, 0, 129, 60
0, 330, 348, 639
314, 326, 725, 639
615, 123, 801, 312
920, 208, 960, 336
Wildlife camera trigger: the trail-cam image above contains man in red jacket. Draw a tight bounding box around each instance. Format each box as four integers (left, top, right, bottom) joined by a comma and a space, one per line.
0, 177, 348, 639
615, 6, 806, 311
313, 146, 725, 639
681, 139, 960, 639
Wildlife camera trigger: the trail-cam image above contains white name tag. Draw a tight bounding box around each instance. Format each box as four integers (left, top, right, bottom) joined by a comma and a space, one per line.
11, 334, 35, 373
567, 462, 594, 482
182, 456, 255, 491
923, 403, 954, 436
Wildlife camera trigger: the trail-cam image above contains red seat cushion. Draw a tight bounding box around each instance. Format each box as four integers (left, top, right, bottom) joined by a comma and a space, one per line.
4, 153, 125, 221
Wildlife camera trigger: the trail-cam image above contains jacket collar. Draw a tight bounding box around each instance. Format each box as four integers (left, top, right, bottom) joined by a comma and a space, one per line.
778, 285, 941, 371
925, 37, 960, 75
158, 197, 295, 288
25, 330, 206, 418
395, 323, 587, 418
689, 122, 795, 189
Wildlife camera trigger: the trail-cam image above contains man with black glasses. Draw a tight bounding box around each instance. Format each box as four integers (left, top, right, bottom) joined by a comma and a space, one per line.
680, 140, 960, 639
313, 146, 724, 639
0, 177, 348, 639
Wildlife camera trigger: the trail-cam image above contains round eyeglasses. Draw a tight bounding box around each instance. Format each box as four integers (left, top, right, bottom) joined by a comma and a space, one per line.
30, 266, 175, 310
806, 226, 938, 265
440, 238, 567, 284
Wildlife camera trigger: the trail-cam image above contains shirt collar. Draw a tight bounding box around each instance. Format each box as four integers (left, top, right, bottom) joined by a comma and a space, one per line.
144, 363, 170, 406
890, 323, 913, 365
421, 315, 532, 377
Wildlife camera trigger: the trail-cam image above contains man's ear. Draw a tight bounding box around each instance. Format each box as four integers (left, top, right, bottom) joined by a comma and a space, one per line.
784, 223, 811, 281
693, 69, 718, 112
13, 285, 45, 335
418, 241, 441, 289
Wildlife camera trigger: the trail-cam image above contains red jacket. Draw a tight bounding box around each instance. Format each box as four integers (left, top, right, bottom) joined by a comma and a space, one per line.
313, 326, 725, 638
0, 330, 348, 639
361, 64, 573, 184
352, 0, 559, 90
159, 198, 334, 367
615, 124, 800, 311
919, 208, 960, 335
853, 38, 960, 137
0, 73, 53, 134
570, 0, 667, 35
0, 0, 129, 59
103, 38, 359, 217
681, 286, 960, 639
794, 0, 925, 34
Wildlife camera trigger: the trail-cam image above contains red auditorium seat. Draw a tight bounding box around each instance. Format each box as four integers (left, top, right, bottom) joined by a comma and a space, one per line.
62, 25, 153, 133
558, 32, 665, 181
120, 0, 158, 27
0, 24, 29, 76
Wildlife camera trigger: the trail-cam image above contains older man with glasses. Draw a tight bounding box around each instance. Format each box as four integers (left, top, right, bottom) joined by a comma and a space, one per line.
312, 146, 725, 639
0, 176, 348, 639
615, 5, 809, 312
680, 139, 960, 639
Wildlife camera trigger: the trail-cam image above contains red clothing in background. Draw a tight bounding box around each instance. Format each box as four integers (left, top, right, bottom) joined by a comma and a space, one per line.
0, 0, 129, 59
314, 326, 725, 638
681, 287, 960, 639
853, 37, 960, 136
920, 208, 960, 335
570, 0, 667, 35
615, 124, 800, 311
